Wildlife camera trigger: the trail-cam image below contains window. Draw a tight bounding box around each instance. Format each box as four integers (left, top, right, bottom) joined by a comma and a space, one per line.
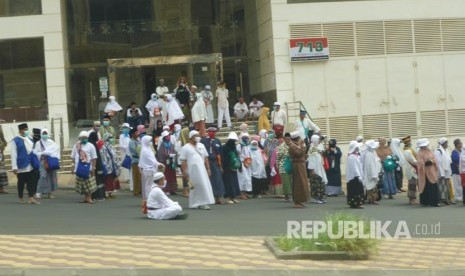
0, 0, 41, 17
0, 38, 48, 122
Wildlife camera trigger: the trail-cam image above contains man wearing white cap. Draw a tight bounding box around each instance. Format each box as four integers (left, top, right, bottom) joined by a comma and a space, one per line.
363, 140, 382, 205
271, 102, 287, 137
201, 85, 215, 124
191, 92, 207, 137
248, 97, 264, 120
346, 141, 364, 208
146, 172, 187, 220
216, 81, 232, 129
71, 131, 97, 204
434, 137, 452, 205
179, 130, 215, 209
233, 97, 249, 123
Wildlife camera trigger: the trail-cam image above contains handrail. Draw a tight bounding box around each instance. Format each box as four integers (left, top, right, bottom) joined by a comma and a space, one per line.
284, 101, 315, 124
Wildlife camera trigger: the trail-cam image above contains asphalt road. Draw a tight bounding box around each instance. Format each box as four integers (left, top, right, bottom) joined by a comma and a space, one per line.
0, 186, 464, 237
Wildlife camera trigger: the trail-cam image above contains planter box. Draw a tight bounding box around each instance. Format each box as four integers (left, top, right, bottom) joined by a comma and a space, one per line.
264, 237, 370, 260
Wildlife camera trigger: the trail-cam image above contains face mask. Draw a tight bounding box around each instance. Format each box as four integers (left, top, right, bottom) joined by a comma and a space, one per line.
41, 134, 49, 140
251, 146, 257, 151
268, 134, 275, 140
152, 97, 157, 101
122, 129, 129, 135
208, 132, 215, 139
109, 138, 115, 144
81, 139, 88, 144
195, 137, 201, 143
22, 130, 30, 137
242, 138, 249, 144
103, 121, 110, 127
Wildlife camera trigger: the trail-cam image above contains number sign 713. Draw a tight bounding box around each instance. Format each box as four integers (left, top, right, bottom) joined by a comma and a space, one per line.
296, 41, 324, 53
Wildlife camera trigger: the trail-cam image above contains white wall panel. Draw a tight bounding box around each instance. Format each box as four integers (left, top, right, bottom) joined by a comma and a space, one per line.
443, 54, 465, 110
292, 62, 326, 118
386, 57, 416, 113
358, 59, 388, 115
325, 60, 358, 117
416, 56, 445, 111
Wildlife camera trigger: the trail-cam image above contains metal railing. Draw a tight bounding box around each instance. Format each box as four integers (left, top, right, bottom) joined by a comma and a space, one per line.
284, 101, 315, 125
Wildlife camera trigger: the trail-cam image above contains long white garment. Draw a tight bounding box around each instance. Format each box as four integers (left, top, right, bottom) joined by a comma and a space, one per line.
216, 87, 229, 108
307, 151, 328, 184
145, 95, 162, 118
165, 95, 185, 126
217, 107, 231, 128
179, 143, 214, 208
434, 145, 452, 178
346, 154, 363, 182
236, 144, 252, 191
119, 133, 131, 183
33, 129, 60, 160
250, 147, 267, 179
191, 96, 207, 123
271, 110, 287, 126
104, 96, 123, 113
403, 148, 417, 180
249, 101, 263, 118
201, 89, 215, 123
362, 149, 382, 190
146, 185, 183, 220
390, 138, 406, 167
156, 86, 169, 97
296, 118, 320, 140
234, 102, 249, 119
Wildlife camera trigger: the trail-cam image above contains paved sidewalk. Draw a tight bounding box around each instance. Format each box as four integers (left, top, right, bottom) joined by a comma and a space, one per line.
0, 235, 464, 275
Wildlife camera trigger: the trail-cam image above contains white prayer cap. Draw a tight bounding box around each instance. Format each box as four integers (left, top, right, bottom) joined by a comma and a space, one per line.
365, 140, 379, 149
438, 137, 448, 145
153, 172, 165, 182
311, 135, 320, 144
356, 135, 364, 142
290, 131, 300, 139
79, 131, 89, 138
121, 123, 131, 129
228, 132, 238, 140
161, 131, 170, 138
166, 94, 172, 100
274, 102, 281, 106
417, 138, 430, 147
348, 140, 359, 154
163, 125, 170, 131
189, 130, 199, 139
205, 85, 211, 90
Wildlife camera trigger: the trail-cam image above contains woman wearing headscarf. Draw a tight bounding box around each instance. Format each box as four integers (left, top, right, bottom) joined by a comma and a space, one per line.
164, 94, 185, 128
33, 129, 60, 199
119, 123, 132, 189
362, 140, 382, 205
346, 141, 364, 208
307, 135, 327, 204
152, 120, 164, 151
325, 139, 342, 197
104, 95, 123, 127
390, 138, 407, 193
145, 93, 163, 132
416, 138, 440, 207
257, 107, 271, 132
237, 133, 252, 199
88, 131, 105, 201
269, 137, 283, 197
250, 140, 267, 198
100, 133, 121, 199
376, 137, 396, 199
139, 135, 164, 202
156, 131, 177, 195
258, 129, 267, 148
276, 133, 292, 201
222, 132, 241, 204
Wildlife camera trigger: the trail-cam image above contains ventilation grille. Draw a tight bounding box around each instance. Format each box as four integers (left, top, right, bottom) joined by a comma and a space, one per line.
448, 109, 465, 135
414, 20, 442, 53
362, 114, 390, 139
356, 21, 385, 56
322, 23, 355, 57
420, 110, 446, 136
312, 117, 327, 136
385, 20, 413, 54
390, 112, 417, 138
328, 116, 358, 142
442, 18, 465, 52
290, 24, 322, 38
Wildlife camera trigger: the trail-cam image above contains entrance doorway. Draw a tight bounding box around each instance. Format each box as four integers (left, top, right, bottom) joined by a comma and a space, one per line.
108, 53, 223, 124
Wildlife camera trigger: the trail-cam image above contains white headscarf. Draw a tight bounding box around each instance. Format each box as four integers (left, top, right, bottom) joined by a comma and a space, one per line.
390, 138, 406, 166
36, 128, 60, 159
138, 135, 158, 169
104, 96, 123, 112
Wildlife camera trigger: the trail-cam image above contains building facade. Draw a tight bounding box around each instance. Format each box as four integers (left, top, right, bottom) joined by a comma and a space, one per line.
0, 0, 464, 148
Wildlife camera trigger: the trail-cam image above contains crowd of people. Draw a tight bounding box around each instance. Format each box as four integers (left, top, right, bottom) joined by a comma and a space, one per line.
2, 77, 465, 220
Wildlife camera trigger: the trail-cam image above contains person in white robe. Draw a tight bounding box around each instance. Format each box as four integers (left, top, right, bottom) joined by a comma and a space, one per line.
146, 172, 187, 220
201, 85, 215, 124
237, 132, 252, 199
434, 137, 452, 205
391, 138, 407, 192
155, 79, 169, 97
346, 141, 365, 208
145, 93, 163, 132
179, 130, 215, 209
363, 140, 382, 204
104, 95, 123, 127
248, 97, 264, 120
356, 135, 368, 170
402, 136, 418, 205
307, 135, 327, 204
138, 135, 164, 202
191, 93, 207, 137
296, 110, 320, 141
119, 123, 132, 189
250, 140, 267, 198
33, 128, 60, 199
216, 81, 232, 129
234, 97, 249, 121
259, 129, 267, 147
164, 94, 185, 127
